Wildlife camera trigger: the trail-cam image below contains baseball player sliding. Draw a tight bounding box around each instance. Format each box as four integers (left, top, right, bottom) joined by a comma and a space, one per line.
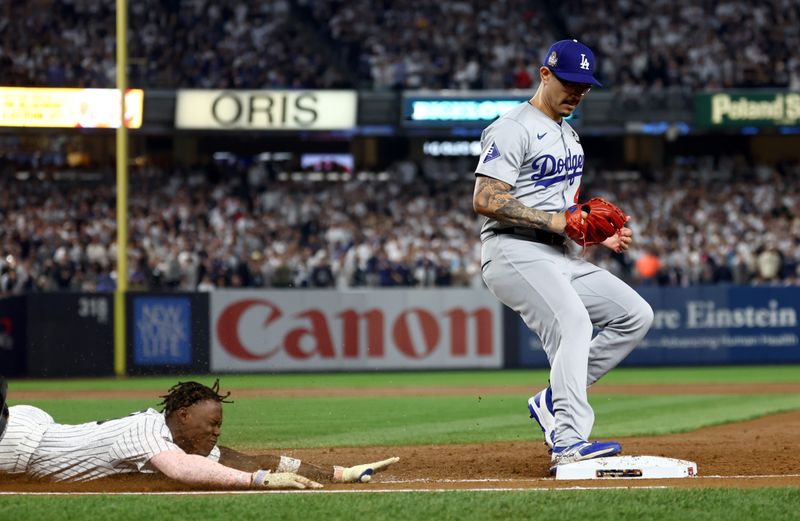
473, 39, 654, 473
0, 377, 398, 488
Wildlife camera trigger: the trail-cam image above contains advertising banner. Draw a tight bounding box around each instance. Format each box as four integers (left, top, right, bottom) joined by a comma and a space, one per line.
402, 90, 581, 127
210, 289, 503, 371
133, 296, 192, 366
695, 91, 800, 127
126, 293, 210, 376
175, 90, 357, 130
517, 286, 800, 367
0, 87, 144, 128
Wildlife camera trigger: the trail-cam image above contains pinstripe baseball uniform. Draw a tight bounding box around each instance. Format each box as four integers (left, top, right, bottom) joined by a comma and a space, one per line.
476, 101, 654, 447
0, 405, 220, 482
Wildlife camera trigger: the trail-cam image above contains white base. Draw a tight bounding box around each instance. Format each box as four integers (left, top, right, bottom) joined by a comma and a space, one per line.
554, 456, 698, 480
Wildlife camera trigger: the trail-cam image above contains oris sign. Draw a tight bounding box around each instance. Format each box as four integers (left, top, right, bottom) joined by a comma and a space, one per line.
210, 290, 502, 371
175, 90, 357, 130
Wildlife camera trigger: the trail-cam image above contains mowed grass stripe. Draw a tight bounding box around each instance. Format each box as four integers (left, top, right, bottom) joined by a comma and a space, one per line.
6, 365, 800, 392
590, 394, 800, 437
1, 488, 799, 521
17, 393, 800, 448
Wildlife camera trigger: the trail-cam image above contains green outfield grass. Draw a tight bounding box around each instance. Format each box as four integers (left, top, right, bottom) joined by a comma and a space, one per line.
3, 366, 799, 519
17, 391, 800, 449
6, 365, 800, 391
6, 366, 800, 448
1, 488, 798, 521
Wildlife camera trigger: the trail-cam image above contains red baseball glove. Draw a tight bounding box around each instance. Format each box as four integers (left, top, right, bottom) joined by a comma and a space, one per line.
564, 197, 627, 246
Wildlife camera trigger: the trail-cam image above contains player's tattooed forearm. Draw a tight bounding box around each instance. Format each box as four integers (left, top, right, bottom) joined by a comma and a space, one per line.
474, 177, 554, 230
494, 196, 553, 229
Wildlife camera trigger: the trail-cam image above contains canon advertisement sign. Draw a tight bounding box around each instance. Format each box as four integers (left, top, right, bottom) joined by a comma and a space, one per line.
175, 90, 357, 130
210, 290, 503, 371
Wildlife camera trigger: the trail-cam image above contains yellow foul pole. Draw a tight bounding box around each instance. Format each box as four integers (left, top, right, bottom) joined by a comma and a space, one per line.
114, 0, 129, 377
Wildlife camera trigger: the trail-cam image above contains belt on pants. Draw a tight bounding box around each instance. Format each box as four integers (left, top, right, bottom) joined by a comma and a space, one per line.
491, 227, 566, 246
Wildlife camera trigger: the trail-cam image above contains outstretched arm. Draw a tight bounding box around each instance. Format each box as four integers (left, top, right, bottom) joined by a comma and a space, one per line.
473, 175, 566, 232
218, 446, 330, 481
218, 446, 399, 483
148, 450, 321, 489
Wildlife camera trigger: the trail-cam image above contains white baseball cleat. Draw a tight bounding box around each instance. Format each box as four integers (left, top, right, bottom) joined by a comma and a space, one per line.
527, 386, 555, 448
549, 440, 622, 475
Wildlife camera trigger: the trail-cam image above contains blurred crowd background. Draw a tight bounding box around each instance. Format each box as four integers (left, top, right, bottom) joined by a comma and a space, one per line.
2, 0, 798, 90
1, 154, 798, 294
0, 0, 798, 295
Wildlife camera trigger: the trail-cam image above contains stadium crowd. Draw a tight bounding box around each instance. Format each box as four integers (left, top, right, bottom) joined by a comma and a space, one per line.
1, 0, 797, 90
0, 0, 348, 89
1, 156, 799, 295
1, 0, 798, 293
562, 0, 800, 92
299, 0, 555, 89
586, 156, 800, 287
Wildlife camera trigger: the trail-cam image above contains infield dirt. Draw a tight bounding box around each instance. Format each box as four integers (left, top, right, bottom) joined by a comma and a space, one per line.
2, 383, 799, 492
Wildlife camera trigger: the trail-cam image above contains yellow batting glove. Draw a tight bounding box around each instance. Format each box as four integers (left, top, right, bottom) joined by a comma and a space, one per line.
251, 470, 323, 489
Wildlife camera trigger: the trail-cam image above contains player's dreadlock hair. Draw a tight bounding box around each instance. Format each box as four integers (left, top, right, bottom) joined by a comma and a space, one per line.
158, 379, 233, 417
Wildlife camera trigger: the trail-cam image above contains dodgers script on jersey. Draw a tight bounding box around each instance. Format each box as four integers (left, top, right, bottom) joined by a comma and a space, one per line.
0, 406, 220, 482
475, 101, 584, 240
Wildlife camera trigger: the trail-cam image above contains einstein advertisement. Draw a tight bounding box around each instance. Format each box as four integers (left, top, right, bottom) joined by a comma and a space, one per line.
517, 286, 800, 367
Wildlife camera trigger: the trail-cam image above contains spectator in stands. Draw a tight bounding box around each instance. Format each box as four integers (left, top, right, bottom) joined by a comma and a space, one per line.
0, 0, 350, 90
560, 0, 799, 91
4, 0, 798, 91
2, 155, 800, 294
634, 249, 661, 286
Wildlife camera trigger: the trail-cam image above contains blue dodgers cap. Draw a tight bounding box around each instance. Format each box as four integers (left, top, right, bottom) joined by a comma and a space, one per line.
543, 39, 602, 87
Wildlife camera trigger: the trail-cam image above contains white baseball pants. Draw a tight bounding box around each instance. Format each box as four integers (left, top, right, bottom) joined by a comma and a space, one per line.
481, 235, 653, 446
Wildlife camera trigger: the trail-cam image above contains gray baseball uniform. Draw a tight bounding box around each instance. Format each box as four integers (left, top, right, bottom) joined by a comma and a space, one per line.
0, 405, 221, 481
476, 101, 653, 447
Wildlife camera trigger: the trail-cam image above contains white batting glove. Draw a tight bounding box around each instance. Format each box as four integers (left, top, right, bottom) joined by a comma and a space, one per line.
333, 456, 400, 483
251, 470, 322, 489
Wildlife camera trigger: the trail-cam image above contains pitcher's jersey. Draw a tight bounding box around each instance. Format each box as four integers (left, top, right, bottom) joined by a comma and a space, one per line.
475, 101, 585, 241
25, 407, 221, 482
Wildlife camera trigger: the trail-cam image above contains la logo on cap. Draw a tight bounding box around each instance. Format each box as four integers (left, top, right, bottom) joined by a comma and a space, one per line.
542, 39, 603, 87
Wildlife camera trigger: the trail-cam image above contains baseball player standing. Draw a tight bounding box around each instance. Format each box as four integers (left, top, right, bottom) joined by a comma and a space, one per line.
472, 40, 654, 473
0, 377, 398, 487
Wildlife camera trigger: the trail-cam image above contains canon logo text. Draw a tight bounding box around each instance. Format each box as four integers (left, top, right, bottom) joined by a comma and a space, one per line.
216, 298, 494, 361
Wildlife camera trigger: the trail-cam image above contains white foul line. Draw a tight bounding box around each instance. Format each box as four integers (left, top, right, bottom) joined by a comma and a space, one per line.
1, 474, 798, 496
700, 474, 800, 479
0, 487, 671, 496
381, 473, 800, 483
